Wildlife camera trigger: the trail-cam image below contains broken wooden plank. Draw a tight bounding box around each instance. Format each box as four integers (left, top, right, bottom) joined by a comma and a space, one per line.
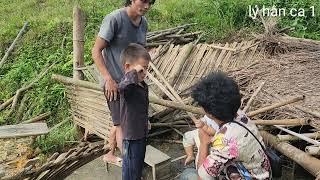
0, 123, 49, 138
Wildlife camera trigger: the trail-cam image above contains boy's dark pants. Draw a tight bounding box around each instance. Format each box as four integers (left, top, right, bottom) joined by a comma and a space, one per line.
122, 138, 146, 180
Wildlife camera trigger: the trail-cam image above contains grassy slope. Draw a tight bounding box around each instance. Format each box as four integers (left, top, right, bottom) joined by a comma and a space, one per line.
0, 0, 319, 153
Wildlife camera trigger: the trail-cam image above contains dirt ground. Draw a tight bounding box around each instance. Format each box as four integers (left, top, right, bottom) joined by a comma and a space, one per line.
66, 139, 314, 180
66, 140, 186, 180
0, 137, 43, 178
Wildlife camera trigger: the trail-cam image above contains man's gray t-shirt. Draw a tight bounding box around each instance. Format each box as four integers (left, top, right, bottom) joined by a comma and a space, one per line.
97, 8, 148, 86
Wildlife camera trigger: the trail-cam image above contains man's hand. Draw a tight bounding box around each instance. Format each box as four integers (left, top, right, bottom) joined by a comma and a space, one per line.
104, 78, 118, 101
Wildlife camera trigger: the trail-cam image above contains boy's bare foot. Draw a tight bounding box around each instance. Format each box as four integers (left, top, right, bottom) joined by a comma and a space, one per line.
184, 155, 195, 166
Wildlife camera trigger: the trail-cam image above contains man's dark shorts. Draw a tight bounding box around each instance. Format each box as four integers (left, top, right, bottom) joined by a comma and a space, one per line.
103, 83, 120, 126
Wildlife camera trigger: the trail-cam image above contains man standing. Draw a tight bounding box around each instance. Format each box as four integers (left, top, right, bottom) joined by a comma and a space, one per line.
92, 0, 154, 164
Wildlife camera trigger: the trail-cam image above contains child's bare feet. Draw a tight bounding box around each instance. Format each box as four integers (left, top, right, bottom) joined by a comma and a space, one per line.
184, 155, 195, 166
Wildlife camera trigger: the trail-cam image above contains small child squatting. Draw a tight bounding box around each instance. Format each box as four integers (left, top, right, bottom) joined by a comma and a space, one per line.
183, 115, 219, 167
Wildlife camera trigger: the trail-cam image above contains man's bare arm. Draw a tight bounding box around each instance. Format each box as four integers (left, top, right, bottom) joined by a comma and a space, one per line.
92, 37, 118, 101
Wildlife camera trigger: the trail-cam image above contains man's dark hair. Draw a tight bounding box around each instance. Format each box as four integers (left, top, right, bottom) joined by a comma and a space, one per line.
120, 43, 151, 64
191, 72, 241, 123
125, 0, 155, 7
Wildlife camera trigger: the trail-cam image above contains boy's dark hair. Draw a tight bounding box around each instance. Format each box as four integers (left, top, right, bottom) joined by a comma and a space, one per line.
120, 43, 151, 65
191, 72, 241, 123
125, 0, 155, 7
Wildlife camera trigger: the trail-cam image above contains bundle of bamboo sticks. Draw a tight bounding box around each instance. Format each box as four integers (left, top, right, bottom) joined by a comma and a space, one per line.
146, 23, 202, 47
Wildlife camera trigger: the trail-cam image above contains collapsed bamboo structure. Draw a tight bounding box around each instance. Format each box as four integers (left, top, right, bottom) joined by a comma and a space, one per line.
5, 9, 320, 180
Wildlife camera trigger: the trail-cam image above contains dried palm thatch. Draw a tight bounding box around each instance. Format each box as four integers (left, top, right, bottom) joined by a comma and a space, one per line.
229, 36, 320, 130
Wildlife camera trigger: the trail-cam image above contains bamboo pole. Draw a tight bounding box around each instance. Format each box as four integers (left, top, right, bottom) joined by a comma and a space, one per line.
5, 64, 54, 118
295, 105, 320, 119
0, 96, 14, 111
148, 52, 198, 123
253, 119, 310, 126
171, 155, 187, 163
73, 6, 85, 138
49, 119, 70, 132
147, 72, 177, 100
165, 31, 202, 38
260, 131, 320, 178
149, 96, 204, 115
73, 6, 85, 80
247, 95, 305, 117
274, 125, 320, 145
146, 23, 196, 36
0, 22, 29, 68
172, 127, 184, 137
305, 145, 320, 156
243, 82, 265, 113
208, 44, 236, 51
52, 74, 101, 91
20, 112, 52, 124
147, 129, 172, 138
15, 95, 28, 122
148, 139, 182, 144
277, 132, 320, 141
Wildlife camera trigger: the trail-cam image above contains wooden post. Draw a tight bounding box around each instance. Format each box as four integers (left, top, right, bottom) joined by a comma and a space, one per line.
73, 5, 85, 138
260, 131, 320, 178
73, 6, 85, 80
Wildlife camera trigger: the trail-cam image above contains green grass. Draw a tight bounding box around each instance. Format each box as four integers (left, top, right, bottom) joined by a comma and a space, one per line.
0, 0, 319, 153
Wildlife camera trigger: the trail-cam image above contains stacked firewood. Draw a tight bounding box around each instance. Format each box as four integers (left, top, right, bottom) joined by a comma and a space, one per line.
1, 141, 108, 180
146, 23, 202, 47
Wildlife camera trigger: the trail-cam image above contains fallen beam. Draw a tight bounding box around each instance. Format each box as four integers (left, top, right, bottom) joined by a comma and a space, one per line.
260, 131, 320, 178
253, 119, 310, 126
274, 125, 320, 146
247, 95, 305, 117
277, 132, 320, 141
305, 145, 320, 156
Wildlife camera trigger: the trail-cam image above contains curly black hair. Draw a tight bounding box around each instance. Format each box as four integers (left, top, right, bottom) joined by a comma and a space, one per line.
125, 0, 155, 7
191, 72, 241, 123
